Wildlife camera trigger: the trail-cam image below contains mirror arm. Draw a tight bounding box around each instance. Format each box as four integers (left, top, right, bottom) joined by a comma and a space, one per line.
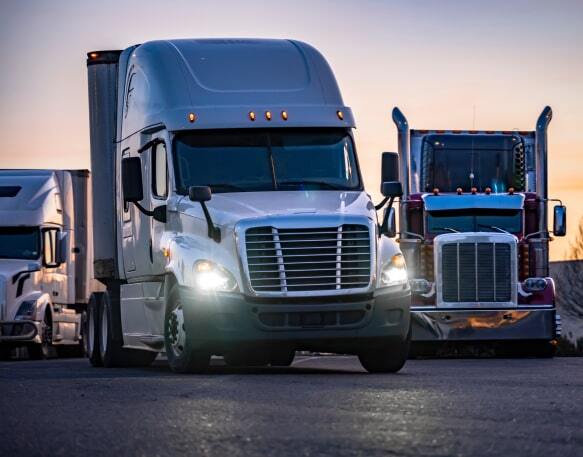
200, 202, 221, 243
131, 201, 167, 223
378, 196, 395, 238
375, 196, 390, 211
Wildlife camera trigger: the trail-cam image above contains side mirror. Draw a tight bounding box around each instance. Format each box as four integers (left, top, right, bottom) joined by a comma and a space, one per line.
189, 186, 212, 202
553, 205, 566, 237
381, 181, 403, 198
380, 207, 397, 238
56, 231, 68, 265
381, 152, 399, 187
122, 157, 143, 202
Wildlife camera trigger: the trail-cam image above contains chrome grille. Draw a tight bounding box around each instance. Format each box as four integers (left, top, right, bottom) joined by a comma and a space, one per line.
245, 224, 371, 293
441, 242, 512, 302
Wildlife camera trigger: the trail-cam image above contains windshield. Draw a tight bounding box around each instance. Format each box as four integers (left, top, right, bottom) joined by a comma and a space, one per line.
421, 134, 524, 193
0, 227, 40, 260
173, 129, 361, 193
427, 210, 522, 234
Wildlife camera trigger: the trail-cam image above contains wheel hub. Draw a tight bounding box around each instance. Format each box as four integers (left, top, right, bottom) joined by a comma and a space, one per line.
168, 305, 186, 357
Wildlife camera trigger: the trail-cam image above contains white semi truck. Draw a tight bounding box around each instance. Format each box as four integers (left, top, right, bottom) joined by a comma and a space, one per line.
0, 169, 90, 359
85, 39, 411, 373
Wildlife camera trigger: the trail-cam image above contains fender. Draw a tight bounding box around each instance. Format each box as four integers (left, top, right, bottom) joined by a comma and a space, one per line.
17, 291, 53, 322
162, 230, 242, 290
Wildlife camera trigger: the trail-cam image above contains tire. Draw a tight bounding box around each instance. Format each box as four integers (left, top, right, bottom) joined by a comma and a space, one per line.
531, 341, 557, 358
85, 293, 103, 366
0, 345, 12, 361
269, 349, 295, 367
497, 340, 556, 358
28, 310, 53, 360
100, 291, 157, 368
164, 285, 210, 373
358, 334, 410, 374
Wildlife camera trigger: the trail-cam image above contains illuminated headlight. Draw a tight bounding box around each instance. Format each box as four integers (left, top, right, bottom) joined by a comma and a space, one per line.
191, 260, 239, 293
379, 254, 408, 287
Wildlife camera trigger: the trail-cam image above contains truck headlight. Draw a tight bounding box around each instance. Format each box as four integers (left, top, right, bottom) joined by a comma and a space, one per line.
192, 260, 238, 293
379, 254, 408, 287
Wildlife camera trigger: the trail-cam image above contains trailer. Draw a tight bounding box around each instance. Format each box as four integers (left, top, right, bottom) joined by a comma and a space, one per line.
0, 169, 90, 359
85, 39, 411, 373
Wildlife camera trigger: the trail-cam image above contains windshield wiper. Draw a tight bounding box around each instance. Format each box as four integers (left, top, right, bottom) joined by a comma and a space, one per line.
478, 224, 510, 234
277, 180, 349, 190
208, 183, 247, 192
433, 227, 460, 233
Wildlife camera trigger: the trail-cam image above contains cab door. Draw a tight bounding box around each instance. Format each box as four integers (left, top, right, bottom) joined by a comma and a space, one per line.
130, 138, 168, 279
121, 146, 137, 274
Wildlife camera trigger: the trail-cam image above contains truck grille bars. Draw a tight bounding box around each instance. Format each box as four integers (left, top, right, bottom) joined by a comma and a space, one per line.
441, 242, 512, 303
245, 225, 371, 293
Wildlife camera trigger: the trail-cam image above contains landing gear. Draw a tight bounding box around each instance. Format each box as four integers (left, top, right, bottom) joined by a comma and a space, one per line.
164, 285, 210, 373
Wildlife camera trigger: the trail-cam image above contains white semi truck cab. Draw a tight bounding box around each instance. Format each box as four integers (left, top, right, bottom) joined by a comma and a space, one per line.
86, 39, 410, 373
0, 170, 90, 359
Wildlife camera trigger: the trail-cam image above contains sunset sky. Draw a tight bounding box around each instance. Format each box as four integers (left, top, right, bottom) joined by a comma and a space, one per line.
1, 0, 582, 259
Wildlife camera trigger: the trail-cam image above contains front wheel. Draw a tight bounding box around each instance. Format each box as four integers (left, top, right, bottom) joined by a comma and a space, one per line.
358, 335, 410, 374
164, 285, 210, 373
28, 311, 53, 360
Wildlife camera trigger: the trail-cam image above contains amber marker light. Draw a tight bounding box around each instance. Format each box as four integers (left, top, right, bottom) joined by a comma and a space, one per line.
432, 188, 440, 195
456, 187, 463, 195
281, 110, 288, 121
336, 110, 344, 120
188, 112, 196, 123
249, 111, 256, 121
265, 111, 272, 121
89, 52, 99, 59
508, 187, 515, 195
485, 187, 492, 195
471, 187, 477, 195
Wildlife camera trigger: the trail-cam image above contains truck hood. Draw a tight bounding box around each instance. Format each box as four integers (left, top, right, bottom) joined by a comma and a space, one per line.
176, 191, 375, 227
0, 260, 41, 321
0, 259, 40, 283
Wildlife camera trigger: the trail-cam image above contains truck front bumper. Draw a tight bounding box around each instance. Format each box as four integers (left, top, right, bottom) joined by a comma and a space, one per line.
0, 320, 39, 343
179, 285, 410, 354
411, 306, 558, 342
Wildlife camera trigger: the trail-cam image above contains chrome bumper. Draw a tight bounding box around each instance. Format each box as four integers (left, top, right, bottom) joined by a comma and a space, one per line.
411, 306, 558, 342
0, 320, 39, 342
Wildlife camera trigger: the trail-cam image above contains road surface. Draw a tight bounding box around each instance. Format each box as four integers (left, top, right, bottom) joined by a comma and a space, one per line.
1, 356, 582, 457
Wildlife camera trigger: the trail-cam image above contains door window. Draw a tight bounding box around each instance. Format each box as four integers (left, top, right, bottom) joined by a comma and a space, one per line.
42, 228, 59, 267
152, 142, 168, 199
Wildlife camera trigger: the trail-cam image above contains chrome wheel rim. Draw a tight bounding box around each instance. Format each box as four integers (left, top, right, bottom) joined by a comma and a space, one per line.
168, 304, 186, 357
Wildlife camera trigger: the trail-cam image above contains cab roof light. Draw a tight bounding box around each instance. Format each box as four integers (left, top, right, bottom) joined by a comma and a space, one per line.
336, 110, 344, 120
432, 188, 440, 195
456, 187, 463, 195
265, 111, 272, 121
248, 111, 256, 121
485, 187, 492, 195
508, 187, 515, 195
281, 110, 288, 121
89, 52, 99, 59
188, 112, 196, 123
471, 187, 477, 195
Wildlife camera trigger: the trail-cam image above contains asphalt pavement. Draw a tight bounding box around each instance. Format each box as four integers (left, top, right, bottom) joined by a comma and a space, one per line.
1, 356, 582, 457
